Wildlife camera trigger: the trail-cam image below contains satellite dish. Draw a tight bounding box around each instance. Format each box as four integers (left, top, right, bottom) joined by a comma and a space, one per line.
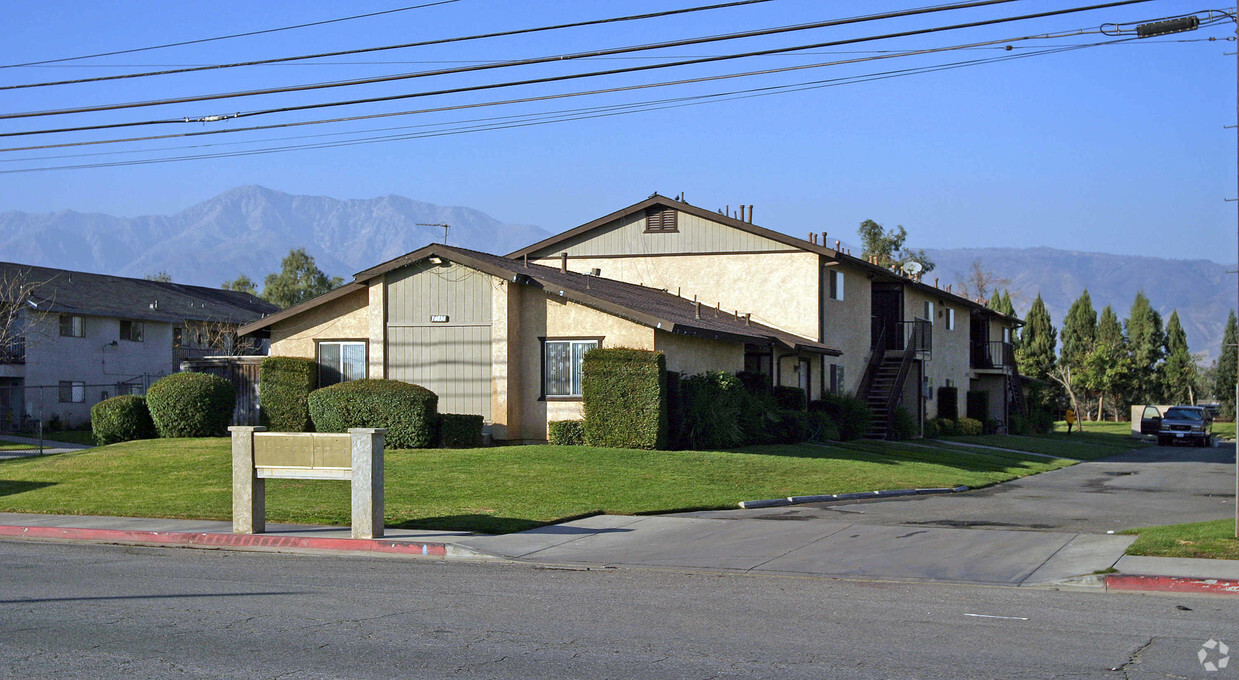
902, 261, 923, 276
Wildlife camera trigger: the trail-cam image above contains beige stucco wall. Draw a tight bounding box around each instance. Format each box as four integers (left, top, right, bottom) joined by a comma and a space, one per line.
533, 251, 822, 340
821, 260, 872, 396
268, 289, 371, 362
902, 287, 970, 419
368, 280, 386, 378
515, 289, 656, 440
654, 331, 743, 377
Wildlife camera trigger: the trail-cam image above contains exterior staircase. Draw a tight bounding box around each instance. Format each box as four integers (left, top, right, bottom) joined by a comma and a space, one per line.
863, 356, 904, 439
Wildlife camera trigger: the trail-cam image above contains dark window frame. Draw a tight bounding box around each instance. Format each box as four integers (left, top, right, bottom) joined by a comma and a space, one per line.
539, 336, 603, 401
119, 319, 143, 343
59, 314, 84, 338
58, 380, 84, 403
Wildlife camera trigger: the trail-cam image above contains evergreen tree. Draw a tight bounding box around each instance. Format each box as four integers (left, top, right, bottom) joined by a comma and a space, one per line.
261, 248, 344, 309
1096, 305, 1123, 346
857, 219, 936, 273
1161, 310, 1195, 404
221, 275, 258, 296
1078, 305, 1129, 420
988, 289, 1002, 311
997, 290, 1015, 318
1016, 294, 1056, 381
1060, 289, 1097, 373
1126, 291, 1165, 404
1214, 309, 1237, 415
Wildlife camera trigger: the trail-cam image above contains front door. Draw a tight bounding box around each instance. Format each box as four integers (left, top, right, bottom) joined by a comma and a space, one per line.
871, 284, 904, 351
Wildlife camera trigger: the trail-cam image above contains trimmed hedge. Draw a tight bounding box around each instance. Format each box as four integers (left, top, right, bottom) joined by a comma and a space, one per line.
259, 356, 317, 432
146, 372, 235, 438
923, 417, 941, 439
680, 371, 745, 449
772, 386, 807, 411
808, 410, 840, 442
308, 379, 438, 449
582, 348, 668, 450
90, 395, 155, 445
930, 417, 956, 436
548, 420, 585, 446
809, 394, 873, 441
957, 417, 984, 435
439, 413, 484, 448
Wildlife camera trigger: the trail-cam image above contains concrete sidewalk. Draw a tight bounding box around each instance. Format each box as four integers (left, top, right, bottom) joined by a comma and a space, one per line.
0, 434, 92, 457
3, 510, 1236, 594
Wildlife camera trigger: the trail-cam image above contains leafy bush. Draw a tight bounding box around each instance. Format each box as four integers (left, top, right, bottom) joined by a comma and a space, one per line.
736, 383, 780, 446
548, 420, 586, 446
259, 356, 317, 432
891, 406, 917, 440
308, 379, 438, 449
937, 386, 959, 420
582, 348, 667, 450
90, 395, 155, 445
439, 413, 483, 448
923, 417, 940, 439
146, 372, 235, 438
680, 371, 745, 449
808, 411, 840, 442
932, 417, 956, 436
772, 410, 810, 443
735, 371, 772, 396
958, 417, 984, 435
986, 418, 1003, 435
809, 394, 873, 441
1031, 408, 1055, 434
772, 386, 807, 411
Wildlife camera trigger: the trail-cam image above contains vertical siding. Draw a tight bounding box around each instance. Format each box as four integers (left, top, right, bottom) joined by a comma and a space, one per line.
385, 262, 493, 420
531, 210, 790, 257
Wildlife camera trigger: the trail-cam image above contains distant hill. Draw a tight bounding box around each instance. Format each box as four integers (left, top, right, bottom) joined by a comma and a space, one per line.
927, 247, 1234, 361
0, 185, 548, 288
2, 187, 1230, 359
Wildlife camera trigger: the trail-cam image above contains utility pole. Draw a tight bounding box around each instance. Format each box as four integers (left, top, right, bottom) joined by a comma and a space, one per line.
417, 223, 451, 245
1133, 12, 1236, 537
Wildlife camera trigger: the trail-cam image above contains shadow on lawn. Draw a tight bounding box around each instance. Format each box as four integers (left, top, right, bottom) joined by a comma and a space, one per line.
736, 441, 1052, 474
0, 481, 55, 498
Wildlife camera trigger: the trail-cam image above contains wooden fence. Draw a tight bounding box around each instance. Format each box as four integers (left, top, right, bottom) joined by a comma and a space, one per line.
181, 356, 264, 426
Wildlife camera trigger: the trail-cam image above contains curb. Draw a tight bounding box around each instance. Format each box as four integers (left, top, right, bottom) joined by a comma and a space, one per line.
0, 525, 495, 560
740, 486, 969, 510
1105, 574, 1239, 596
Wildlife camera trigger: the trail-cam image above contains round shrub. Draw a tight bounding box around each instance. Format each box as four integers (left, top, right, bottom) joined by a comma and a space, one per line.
548, 419, 585, 446
958, 417, 984, 436
146, 372, 235, 438
90, 395, 155, 445
808, 411, 840, 442
923, 417, 940, 439
308, 379, 438, 449
809, 394, 873, 441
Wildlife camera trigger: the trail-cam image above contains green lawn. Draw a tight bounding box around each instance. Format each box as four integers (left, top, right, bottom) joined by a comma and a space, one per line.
941, 428, 1147, 461
1121, 519, 1239, 560
0, 437, 1077, 534
0, 442, 36, 452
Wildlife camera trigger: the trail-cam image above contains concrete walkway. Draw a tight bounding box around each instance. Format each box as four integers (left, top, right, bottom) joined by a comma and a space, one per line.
0, 434, 92, 458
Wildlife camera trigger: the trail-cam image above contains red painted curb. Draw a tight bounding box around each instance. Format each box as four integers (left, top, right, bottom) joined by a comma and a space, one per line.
0, 524, 449, 557
1106, 574, 1239, 596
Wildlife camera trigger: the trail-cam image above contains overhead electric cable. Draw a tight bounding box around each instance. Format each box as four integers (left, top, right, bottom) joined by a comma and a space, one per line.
0, 1, 462, 69
0, 0, 1159, 139
0, 39, 1137, 174
2, 0, 776, 90
0, 24, 1158, 154
0, 0, 1033, 119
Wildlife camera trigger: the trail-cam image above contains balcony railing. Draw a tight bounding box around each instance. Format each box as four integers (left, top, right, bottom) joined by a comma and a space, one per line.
0, 338, 24, 364
972, 340, 1014, 370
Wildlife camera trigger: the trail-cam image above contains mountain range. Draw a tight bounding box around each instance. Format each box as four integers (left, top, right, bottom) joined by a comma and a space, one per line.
1, 186, 1232, 360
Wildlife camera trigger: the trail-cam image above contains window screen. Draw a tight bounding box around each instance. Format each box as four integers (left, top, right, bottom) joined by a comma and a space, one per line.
318, 341, 367, 387
544, 339, 597, 397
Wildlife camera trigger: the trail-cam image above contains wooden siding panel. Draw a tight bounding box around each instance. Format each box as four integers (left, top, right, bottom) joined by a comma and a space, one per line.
385, 262, 493, 420
531, 211, 788, 257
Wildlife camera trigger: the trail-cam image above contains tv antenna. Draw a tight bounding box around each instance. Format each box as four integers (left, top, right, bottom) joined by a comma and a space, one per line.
418, 222, 450, 244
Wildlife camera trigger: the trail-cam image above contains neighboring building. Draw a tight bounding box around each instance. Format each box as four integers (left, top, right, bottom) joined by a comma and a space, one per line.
0, 262, 278, 429
241, 194, 1023, 442
507, 195, 1024, 435
239, 245, 839, 442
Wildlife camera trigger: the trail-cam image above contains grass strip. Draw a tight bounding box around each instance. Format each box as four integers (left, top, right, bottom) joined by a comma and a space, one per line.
0, 437, 1078, 534
1121, 519, 1239, 560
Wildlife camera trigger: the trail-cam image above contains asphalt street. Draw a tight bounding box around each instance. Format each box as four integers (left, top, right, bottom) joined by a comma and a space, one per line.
673, 442, 1237, 534
1, 540, 1236, 679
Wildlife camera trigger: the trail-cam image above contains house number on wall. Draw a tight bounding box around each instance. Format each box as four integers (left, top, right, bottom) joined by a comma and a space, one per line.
430, 315, 449, 323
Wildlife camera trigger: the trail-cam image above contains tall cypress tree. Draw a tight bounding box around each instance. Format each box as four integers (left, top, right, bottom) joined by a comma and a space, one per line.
1214, 310, 1237, 414
1162, 310, 1195, 404
1060, 290, 1097, 373
1017, 294, 1056, 382
996, 290, 1016, 318
988, 289, 1003, 311
1096, 305, 1123, 346
1126, 291, 1165, 404
1083, 305, 1132, 420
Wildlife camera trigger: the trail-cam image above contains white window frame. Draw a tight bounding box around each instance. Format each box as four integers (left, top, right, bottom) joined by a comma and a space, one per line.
542, 338, 599, 399
59, 314, 84, 338
317, 340, 367, 387
946, 308, 955, 331
923, 301, 934, 322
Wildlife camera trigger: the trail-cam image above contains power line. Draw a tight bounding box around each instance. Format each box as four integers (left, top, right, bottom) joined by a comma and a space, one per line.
0, 27, 1143, 157
2, 0, 776, 90
0, 1, 462, 69
0, 39, 1134, 174
0, 0, 1157, 138
0, 0, 1030, 119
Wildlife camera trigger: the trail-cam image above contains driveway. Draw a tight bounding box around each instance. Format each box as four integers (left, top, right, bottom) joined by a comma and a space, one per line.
672, 443, 1237, 534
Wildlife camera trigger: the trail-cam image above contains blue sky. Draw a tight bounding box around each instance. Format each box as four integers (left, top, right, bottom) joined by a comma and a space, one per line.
2, 0, 1235, 262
